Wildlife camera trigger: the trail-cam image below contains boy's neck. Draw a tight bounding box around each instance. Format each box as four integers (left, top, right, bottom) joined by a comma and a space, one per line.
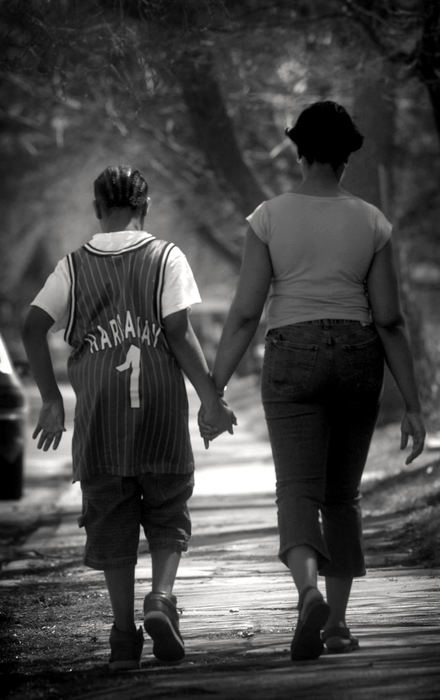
100, 208, 144, 233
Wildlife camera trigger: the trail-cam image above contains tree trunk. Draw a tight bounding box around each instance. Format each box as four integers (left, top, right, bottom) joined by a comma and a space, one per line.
416, 0, 440, 144
174, 48, 267, 221
173, 45, 269, 373
343, 75, 395, 212
345, 72, 435, 422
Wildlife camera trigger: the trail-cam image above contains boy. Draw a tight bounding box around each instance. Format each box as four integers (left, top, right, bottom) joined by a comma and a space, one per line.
22, 165, 235, 670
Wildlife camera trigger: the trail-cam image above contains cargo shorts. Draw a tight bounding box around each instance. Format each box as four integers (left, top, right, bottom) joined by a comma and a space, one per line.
78, 472, 194, 570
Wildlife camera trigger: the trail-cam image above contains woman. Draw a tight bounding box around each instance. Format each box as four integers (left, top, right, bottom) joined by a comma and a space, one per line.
200, 101, 425, 661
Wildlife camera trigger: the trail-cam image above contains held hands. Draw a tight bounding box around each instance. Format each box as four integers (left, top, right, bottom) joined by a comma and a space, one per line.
198, 398, 237, 449
400, 411, 426, 464
33, 397, 66, 451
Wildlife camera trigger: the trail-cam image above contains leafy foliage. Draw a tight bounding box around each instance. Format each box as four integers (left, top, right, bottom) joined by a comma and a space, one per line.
0, 2, 439, 416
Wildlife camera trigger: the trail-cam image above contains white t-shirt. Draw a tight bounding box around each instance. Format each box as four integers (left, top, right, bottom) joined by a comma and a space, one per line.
247, 193, 392, 329
31, 231, 201, 332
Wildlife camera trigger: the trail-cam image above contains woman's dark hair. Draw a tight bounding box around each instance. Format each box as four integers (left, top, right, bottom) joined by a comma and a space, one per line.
93, 165, 148, 209
285, 101, 363, 168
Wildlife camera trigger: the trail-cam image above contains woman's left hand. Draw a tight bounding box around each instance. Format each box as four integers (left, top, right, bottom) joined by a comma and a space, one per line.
400, 411, 426, 464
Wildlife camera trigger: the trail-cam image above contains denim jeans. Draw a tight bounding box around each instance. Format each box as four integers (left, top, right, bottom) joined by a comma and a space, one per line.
261, 320, 384, 577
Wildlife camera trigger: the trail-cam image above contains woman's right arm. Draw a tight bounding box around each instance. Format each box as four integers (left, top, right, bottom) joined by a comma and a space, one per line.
212, 225, 272, 393
366, 240, 425, 463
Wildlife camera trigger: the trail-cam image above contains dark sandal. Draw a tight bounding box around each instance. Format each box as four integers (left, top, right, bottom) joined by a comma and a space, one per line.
291, 586, 330, 661
322, 626, 359, 654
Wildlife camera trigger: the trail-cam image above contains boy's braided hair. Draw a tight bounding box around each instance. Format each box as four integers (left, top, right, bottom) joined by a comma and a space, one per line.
94, 165, 148, 209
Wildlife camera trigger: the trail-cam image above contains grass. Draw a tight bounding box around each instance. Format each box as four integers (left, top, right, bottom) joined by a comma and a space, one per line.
362, 458, 440, 566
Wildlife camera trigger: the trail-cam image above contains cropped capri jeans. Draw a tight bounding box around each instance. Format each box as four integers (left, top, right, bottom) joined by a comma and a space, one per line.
261, 320, 384, 578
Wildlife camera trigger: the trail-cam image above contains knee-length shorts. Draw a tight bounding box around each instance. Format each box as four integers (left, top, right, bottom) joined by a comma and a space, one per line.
79, 472, 194, 570
261, 320, 384, 578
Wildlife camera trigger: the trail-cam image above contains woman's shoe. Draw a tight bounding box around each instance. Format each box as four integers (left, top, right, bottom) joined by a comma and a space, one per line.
290, 586, 330, 661
322, 626, 359, 654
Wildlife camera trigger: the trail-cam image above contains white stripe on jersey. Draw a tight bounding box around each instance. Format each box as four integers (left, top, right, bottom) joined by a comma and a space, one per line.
64, 254, 76, 345
84, 237, 154, 256
156, 242, 176, 325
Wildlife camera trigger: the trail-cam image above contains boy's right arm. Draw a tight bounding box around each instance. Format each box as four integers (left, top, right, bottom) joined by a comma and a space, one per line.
22, 307, 65, 451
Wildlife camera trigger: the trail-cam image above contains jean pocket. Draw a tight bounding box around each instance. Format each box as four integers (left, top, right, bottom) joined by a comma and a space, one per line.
341, 335, 384, 392
264, 336, 319, 396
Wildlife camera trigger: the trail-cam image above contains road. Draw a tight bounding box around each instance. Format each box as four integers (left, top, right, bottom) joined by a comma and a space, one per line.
1, 379, 440, 700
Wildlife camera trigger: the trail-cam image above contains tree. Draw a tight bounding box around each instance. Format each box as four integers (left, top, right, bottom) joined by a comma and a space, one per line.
339, 0, 440, 144
1, 1, 439, 406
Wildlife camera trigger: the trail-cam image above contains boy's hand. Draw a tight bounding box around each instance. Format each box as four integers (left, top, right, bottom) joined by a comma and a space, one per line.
400, 411, 425, 464
33, 398, 66, 451
198, 399, 237, 449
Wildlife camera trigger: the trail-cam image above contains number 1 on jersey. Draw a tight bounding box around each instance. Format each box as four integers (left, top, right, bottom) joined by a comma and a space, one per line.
116, 344, 141, 408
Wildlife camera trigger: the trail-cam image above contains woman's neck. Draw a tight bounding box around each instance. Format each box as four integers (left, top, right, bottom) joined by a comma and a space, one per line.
295, 161, 347, 197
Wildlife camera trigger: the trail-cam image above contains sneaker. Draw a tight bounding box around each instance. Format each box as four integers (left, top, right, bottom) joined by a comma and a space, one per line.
143, 592, 185, 662
108, 625, 144, 671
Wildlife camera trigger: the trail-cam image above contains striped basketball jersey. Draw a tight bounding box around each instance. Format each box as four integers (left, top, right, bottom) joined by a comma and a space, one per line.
64, 236, 194, 481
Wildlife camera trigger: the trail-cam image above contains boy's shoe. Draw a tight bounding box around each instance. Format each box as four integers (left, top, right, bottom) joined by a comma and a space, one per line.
108, 625, 144, 671
143, 592, 185, 662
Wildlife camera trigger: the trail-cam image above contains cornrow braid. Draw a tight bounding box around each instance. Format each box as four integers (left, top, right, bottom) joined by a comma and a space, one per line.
93, 165, 149, 209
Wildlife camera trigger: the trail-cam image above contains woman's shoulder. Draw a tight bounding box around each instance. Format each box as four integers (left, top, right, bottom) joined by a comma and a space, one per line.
349, 197, 392, 228
269, 192, 295, 204
262, 192, 298, 212
253, 193, 391, 229
344, 194, 386, 216
248, 194, 293, 224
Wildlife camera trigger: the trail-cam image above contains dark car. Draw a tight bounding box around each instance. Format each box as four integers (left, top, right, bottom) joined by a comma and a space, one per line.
0, 333, 27, 499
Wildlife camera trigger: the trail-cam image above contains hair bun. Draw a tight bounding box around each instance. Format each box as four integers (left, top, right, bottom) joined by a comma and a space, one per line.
285, 101, 363, 166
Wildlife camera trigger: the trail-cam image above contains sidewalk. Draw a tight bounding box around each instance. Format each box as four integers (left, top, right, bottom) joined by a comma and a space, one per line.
1, 379, 440, 699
